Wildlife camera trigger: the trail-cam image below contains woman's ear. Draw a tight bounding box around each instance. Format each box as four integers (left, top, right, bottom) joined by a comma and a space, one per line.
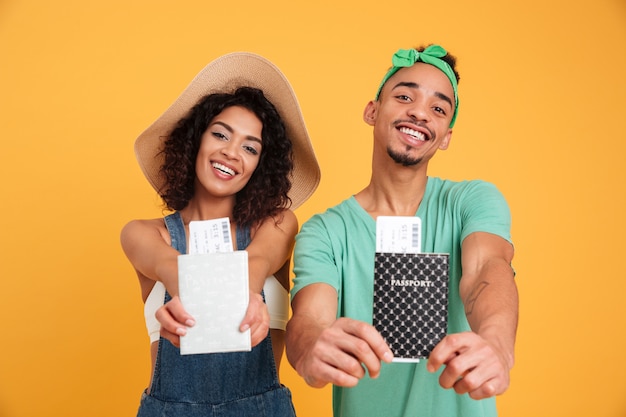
363, 101, 377, 126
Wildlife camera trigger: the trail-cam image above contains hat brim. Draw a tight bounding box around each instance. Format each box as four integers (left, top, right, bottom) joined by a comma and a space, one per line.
134, 52, 320, 210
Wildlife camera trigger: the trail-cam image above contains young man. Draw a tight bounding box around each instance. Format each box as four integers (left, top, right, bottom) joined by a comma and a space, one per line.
286, 45, 518, 417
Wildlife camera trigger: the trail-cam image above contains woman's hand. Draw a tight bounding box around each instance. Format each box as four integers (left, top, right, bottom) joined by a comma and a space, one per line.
155, 295, 195, 347
240, 293, 270, 347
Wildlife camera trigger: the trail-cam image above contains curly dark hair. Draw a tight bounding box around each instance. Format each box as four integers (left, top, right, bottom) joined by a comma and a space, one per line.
158, 86, 293, 227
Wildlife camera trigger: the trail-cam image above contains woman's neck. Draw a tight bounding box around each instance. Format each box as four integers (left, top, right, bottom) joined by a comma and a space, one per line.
179, 195, 236, 224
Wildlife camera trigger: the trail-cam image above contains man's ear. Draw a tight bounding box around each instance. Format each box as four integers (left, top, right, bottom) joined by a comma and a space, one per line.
363, 101, 377, 126
439, 129, 453, 150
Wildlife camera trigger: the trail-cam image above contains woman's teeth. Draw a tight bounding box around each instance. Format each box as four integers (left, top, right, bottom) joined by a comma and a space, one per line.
212, 162, 235, 176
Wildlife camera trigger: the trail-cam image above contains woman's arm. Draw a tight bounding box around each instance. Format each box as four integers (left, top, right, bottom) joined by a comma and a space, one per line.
246, 209, 298, 293
240, 209, 298, 345
120, 218, 180, 296
156, 210, 299, 348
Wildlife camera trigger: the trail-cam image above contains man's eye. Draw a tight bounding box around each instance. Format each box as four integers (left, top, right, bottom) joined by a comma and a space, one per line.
434, 106, 446, 115
396, 95, 411, 102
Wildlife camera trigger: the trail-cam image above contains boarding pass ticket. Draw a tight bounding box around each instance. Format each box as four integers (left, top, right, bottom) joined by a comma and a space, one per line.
376, 216, 422, 254
188, 217, 233, 254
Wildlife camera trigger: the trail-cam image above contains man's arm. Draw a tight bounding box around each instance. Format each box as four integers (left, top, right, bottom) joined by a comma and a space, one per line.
427, 231, 518, 399
286, 283, 393, 388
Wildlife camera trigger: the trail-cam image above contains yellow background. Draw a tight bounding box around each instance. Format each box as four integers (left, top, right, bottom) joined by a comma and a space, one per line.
1, 0, 625, 416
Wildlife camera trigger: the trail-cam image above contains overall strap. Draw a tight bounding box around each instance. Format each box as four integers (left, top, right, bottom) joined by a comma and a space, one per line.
164, 212, 186, 254
162, 212, 186, 304
235, 224, 252, 250
166, 212, 247, 253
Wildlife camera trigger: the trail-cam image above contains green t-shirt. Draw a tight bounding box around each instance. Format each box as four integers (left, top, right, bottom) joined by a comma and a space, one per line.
292, 177, 512, 417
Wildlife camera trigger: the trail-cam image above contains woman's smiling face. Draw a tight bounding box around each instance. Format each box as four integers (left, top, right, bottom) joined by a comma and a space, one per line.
195, 105, 263, 198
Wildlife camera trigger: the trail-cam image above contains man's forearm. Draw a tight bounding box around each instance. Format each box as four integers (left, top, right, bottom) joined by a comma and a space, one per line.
463, 260, 518, 366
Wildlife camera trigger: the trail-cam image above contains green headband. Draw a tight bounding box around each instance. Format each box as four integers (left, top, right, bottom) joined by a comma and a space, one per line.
375, 45, 459, 127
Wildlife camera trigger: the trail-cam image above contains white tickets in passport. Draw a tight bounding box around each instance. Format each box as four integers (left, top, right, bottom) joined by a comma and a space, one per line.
188, 218, 233, 254
178, 251, 250, 355
376, 216, 422, 253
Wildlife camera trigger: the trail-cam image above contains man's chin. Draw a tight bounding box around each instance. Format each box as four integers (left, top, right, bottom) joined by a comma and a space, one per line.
387, 147, 422, 167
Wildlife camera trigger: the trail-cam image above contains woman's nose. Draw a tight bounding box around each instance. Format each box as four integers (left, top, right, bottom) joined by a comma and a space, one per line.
221, 142, 240, 159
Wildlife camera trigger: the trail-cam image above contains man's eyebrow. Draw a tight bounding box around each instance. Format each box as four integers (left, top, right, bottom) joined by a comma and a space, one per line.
212, 121, 263, 144
391, 81, 453, 108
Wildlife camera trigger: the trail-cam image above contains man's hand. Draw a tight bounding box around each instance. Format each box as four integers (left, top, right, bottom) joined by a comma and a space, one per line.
428, 231, 517, 399
427, 331, 513, 400
293, 317, 394, 388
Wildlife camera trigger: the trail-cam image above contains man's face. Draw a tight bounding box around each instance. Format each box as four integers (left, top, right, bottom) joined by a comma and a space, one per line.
364, 63, 455, 167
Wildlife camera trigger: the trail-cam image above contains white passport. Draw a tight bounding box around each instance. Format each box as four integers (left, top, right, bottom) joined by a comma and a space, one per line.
178, 251, 250, 355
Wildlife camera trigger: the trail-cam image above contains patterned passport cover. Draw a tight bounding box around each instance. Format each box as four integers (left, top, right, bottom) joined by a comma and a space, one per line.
373, 252, 449, 361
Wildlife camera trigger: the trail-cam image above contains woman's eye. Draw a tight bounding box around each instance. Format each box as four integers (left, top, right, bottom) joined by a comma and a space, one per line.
244, 145, 259, 155
212, 131, 228, 140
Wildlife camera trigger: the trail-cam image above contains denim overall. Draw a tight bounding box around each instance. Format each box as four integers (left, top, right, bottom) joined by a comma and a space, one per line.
137, 212, 296, 417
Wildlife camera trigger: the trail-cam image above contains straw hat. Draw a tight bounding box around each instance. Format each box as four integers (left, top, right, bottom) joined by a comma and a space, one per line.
134, 52, 320, 210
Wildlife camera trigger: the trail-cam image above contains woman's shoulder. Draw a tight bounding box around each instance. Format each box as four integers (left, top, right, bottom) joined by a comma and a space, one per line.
280, 207, 297, 225
120, 217, 168, 245
251, 208, 298, 238
122, 217, 166, 231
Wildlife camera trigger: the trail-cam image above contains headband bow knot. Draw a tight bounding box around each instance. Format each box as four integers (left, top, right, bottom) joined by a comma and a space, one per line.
375, 45, 459, 127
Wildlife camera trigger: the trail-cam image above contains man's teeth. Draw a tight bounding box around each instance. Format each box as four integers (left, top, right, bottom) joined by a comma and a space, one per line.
400, 127, 426, 141
212, 162, 235, 176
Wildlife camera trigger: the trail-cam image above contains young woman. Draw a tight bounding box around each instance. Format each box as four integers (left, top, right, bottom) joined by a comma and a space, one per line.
121, 53, 319, 416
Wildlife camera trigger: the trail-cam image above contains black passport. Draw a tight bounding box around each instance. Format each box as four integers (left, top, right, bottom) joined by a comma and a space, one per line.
373, 252, 449, 361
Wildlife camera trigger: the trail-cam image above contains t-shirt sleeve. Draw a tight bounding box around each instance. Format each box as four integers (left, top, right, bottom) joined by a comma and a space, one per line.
460, 181, 512, 245
291, 213, 341, 300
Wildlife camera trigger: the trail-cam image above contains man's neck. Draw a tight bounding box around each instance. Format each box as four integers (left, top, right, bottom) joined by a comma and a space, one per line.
354, 165, 428, 218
